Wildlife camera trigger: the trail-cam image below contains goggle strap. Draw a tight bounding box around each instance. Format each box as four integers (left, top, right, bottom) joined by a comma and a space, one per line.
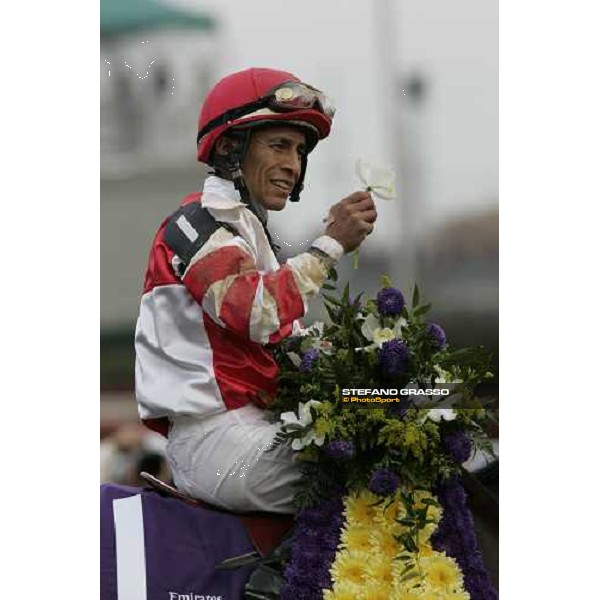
197, 99, 266, 145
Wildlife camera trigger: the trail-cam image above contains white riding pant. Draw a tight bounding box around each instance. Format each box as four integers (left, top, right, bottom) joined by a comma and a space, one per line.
166, 404, 300, 514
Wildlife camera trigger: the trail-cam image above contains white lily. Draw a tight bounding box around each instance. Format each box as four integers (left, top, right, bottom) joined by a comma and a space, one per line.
299, 321, 325, 338
426, 408, 457, 423
359, 313, 406, 350
286, 352, 302, 368
280, 400, 325, 450
355, 157, 396, 200
312, 339, 334, 355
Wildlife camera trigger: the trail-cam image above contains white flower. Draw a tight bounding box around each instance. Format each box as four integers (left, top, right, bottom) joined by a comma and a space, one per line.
433, 365, 449, 384
355, 157, 396, 200
312, 339, 334, 355
280, 400, 325, 450
299, 321, 325, 338
286, 352, 302, 368
426, 408, 457, 423
433, 365, 463, 385
359, 313, 406, 350
291, 430, 324, 451
296, 322, 333, 354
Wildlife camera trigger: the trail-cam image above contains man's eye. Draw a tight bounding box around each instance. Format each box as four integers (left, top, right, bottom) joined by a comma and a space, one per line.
271, 143, 285, 150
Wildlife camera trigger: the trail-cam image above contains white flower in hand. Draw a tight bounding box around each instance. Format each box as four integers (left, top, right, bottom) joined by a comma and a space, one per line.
280, 400, 325, 450
355, 157, 396, 200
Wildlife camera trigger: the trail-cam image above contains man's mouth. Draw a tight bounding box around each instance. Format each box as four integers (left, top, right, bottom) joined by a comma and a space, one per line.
270, 179, 294, 194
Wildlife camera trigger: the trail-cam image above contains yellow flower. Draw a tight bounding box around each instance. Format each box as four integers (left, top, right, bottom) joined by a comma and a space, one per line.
363, 582, 394, 600
393, 590, 438, 600
345, 490, 380, 526
341, 525, 373, 553
443, 593, 470, 600
418, 540, 436, 558
370, 528, 401, 559
414, 592, 441, 600
375, 494, 407, 528
413, 491, 442, 523
364, 554, 395, 587
323, 580, 363, 600
330, 549, 369, 586
403, 425, 421, 446
314, 416, 332, 438
422, 555, 463, 590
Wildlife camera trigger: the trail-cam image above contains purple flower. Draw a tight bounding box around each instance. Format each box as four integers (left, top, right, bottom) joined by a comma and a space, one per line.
281, 493, 345, 600
427, 322, 447, 349
299, 348, 319, 372
377, 287, 405, 316
324, 441, 355, 461
298, 505, 334, 526
378, 339, 409, 375
442, 429, 472, 464
432, 476, 498, 600
368, 468, 400, 496
351, 292, 364, 311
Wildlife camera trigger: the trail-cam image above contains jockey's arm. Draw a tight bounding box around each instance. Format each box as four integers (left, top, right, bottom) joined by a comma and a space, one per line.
173, 225, 343, 345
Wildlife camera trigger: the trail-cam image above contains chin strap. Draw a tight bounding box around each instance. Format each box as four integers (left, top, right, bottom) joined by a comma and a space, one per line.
289, 153, 307, 203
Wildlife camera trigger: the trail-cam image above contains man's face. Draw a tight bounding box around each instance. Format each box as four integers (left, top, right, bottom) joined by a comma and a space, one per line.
241, 126, 307, 211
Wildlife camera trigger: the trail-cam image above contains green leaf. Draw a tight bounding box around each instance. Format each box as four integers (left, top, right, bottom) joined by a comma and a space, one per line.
381, 274, 393, 288
322, 293, 342, 306
400, 534, 418, 553
413, 303, 432, 317
420, 498, 438, 506
342, 282, 350, 305
324, 302, 338, 322
371, 497, 387, 506
412, 284, 420, 309
400, 571, 420, 583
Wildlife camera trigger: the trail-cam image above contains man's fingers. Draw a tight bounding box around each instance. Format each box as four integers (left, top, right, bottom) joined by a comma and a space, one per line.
342, 191, 372, 204
364, 222, 375, 236
359, 209, 377, 224
334, 199, 375, 219
349, 197, 376, 213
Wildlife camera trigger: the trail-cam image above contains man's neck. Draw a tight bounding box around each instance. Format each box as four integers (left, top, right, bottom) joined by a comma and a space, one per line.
207, 174, 269, 225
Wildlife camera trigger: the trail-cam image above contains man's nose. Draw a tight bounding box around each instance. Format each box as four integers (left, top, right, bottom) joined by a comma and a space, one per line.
281, 149, 301, 179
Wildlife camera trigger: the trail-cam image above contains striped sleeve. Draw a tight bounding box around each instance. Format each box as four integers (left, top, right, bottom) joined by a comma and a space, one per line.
180, 228, 342, 344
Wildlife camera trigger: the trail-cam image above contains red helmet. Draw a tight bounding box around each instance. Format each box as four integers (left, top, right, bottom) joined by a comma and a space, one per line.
196, 67, 334, 164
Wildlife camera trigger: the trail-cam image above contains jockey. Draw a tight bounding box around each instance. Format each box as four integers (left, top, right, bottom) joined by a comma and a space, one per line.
135, 67, 377, 513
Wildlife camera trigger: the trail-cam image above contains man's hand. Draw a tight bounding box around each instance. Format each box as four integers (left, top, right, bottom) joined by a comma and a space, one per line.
325, 191, 377, 253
